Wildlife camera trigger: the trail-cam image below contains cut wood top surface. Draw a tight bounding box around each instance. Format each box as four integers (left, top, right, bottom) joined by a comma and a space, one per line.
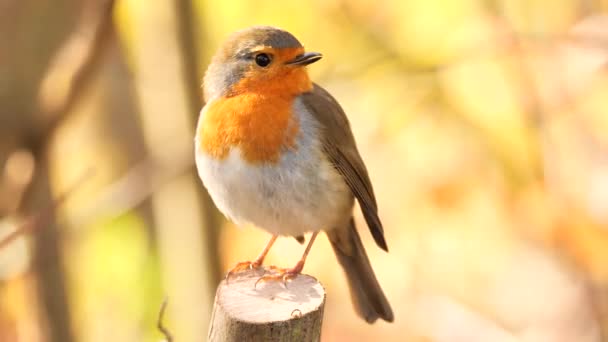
216, 268, 326, 324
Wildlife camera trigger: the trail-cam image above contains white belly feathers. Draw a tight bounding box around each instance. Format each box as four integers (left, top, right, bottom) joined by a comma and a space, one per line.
195, 97, 353, 236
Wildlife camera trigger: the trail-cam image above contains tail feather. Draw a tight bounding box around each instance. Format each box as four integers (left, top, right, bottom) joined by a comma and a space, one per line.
326, 218, 394, 323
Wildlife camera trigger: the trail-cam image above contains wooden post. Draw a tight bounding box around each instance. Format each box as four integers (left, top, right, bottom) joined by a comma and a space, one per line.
208, 268, 326, 341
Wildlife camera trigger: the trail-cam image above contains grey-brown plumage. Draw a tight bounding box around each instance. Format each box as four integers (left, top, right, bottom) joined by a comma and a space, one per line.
302, 84, 394, 323
302, 85, 388, 251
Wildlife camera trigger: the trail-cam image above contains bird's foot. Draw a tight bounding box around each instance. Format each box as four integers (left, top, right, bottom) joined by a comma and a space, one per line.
255, 260, 304, 289
225, 260, 262, 284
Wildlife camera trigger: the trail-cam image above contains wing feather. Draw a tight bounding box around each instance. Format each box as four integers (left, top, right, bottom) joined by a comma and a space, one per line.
301, 84, 388, 251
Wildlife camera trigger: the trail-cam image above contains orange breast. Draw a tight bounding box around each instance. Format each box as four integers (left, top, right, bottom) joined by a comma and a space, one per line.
198, 64, 312, 164
198, 93, 300, 164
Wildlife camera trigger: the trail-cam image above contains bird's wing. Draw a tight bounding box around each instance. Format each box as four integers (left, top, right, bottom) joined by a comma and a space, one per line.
300, 84, 388, 251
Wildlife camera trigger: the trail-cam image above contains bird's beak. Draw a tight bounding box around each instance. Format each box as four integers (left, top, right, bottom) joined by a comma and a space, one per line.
285, 52, 323, 66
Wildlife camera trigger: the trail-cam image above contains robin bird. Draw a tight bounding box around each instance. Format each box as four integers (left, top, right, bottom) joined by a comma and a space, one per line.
195, 26, 394, 323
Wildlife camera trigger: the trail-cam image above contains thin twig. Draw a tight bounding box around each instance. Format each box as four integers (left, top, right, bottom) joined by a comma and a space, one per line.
157, 297, 173, 342
0, 169, 94, 250
68, 143, 193, 229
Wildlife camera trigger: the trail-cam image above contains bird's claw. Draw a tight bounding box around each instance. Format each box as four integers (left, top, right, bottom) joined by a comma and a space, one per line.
254, 261, 304, 289
254, 270, 299, 289
225, 260, 261, 284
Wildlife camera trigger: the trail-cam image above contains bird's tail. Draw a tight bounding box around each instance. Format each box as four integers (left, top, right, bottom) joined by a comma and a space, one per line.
326, 218, 394, 323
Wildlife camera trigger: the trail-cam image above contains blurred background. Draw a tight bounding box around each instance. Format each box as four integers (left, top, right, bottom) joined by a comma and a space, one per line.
1, 0, 608, 341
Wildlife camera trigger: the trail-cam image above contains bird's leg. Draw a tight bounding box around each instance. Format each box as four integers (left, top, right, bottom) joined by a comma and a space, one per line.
226, 235, 278, 282
256, 231, 319, 288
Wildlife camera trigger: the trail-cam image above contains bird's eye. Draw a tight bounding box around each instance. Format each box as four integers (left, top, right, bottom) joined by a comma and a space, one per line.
255, 53, 272, 67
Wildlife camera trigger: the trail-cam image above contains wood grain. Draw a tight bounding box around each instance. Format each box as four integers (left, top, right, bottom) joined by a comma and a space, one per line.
208, 268, 326, 341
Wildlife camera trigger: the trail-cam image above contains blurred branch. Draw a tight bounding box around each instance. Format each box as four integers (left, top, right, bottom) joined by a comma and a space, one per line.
326, 1, 438, 76
0, 149, 35, 216
29, 0, 116, 155
173, 0, 223, 284
0, 169, 92, 250
157, 298, 173, 342
16, 1, 116, 342
565, 31, 608, 51
69, 143, 193, 228
327, 3, 543, 186
173, 0, 204, 114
